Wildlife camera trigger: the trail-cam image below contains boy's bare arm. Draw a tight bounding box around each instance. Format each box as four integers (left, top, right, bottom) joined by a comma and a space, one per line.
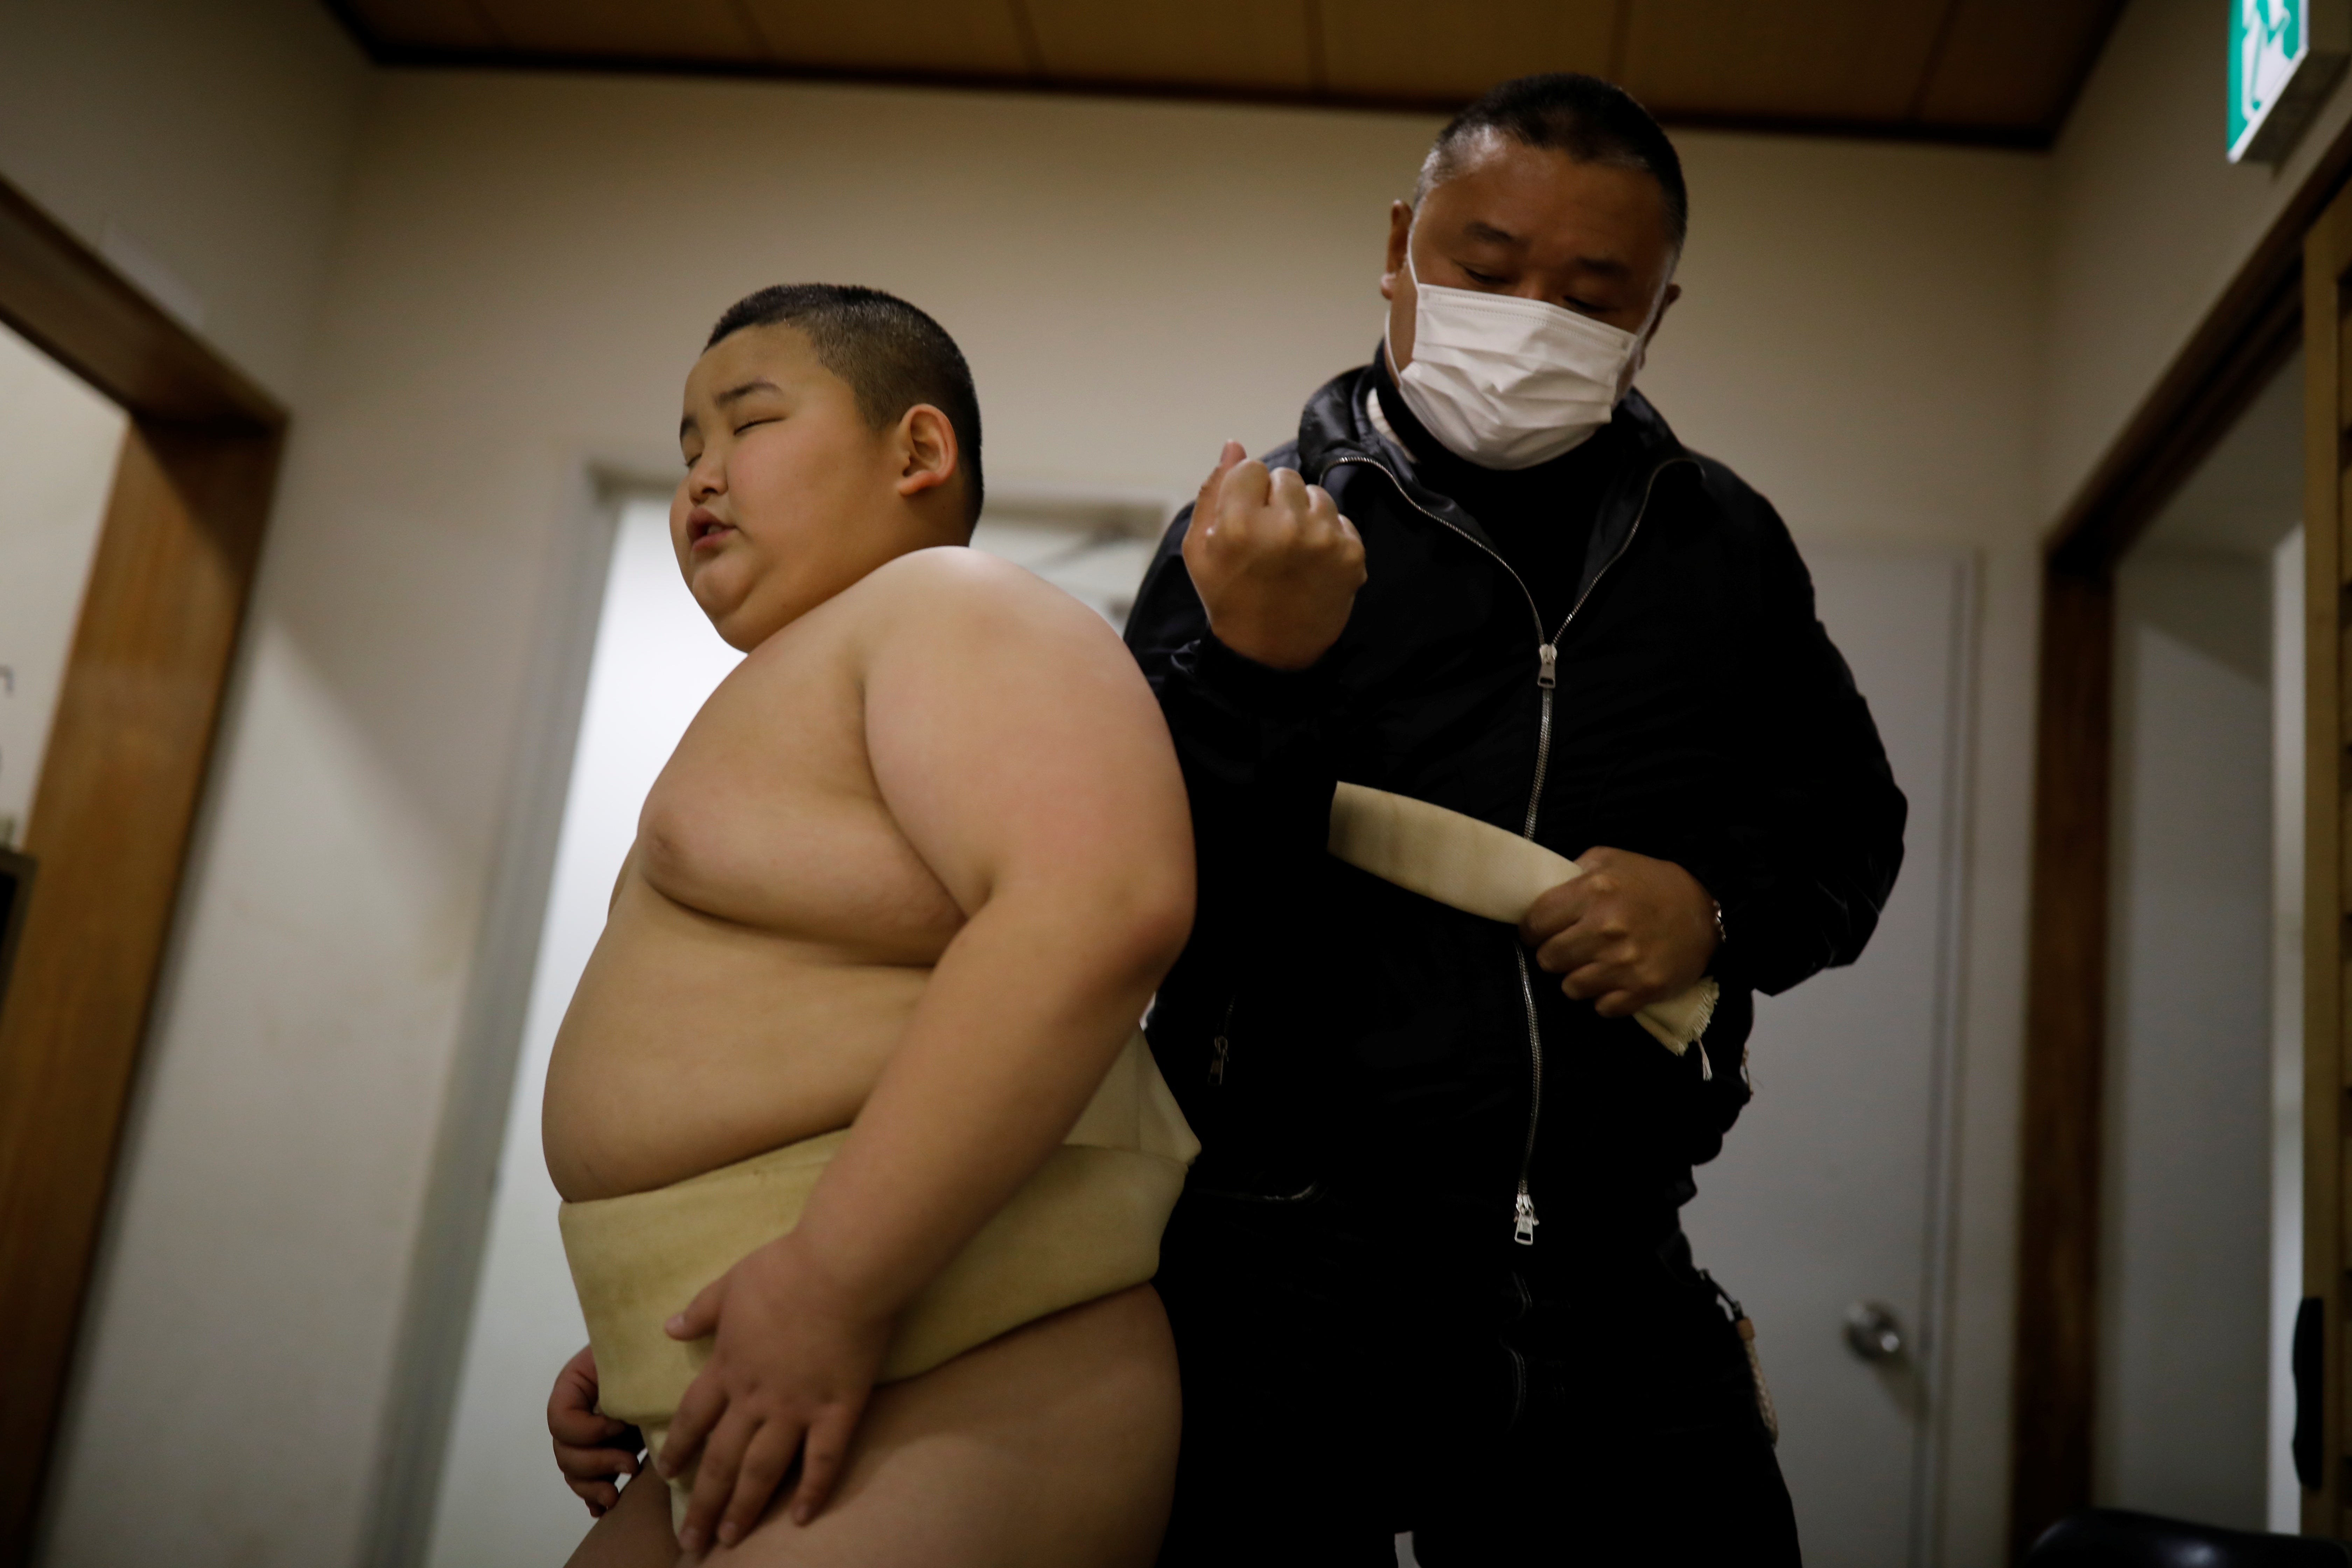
659, 550, 1195, 1551
809, 551, 1195, 1301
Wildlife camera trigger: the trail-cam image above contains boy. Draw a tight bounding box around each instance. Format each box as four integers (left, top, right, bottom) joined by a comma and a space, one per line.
541, 285, 1203, 1567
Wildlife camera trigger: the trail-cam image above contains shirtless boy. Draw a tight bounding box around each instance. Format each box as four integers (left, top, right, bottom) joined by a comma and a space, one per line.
539, 285, 1201, 1566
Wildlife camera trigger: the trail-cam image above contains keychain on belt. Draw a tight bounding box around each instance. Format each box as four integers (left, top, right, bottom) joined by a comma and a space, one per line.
1702, 1271, 1779, 1446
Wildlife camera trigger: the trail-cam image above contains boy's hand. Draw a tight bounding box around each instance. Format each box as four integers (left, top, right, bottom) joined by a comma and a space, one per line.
547, 1343, 641, 1518
657, 1233, 892, 1554
1183, 440, 1366, 671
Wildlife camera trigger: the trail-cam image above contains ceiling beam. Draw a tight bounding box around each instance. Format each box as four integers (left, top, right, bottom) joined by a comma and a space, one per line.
309, 4, 2069, 150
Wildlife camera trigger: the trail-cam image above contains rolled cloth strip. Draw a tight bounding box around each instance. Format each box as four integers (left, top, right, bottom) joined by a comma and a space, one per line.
1327, 781, 1718, 1053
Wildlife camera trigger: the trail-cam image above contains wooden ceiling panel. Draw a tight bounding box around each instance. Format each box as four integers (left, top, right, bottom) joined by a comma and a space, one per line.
320, 0, 2126, 146
472, 0, 759, 61
344, 0, 504, 50
1023, 0, 1315, 92
1619, 0, 1948, 123
1912, 0, 2123, 132
736, 0, 1031, 77
1320, 0, 1616, 102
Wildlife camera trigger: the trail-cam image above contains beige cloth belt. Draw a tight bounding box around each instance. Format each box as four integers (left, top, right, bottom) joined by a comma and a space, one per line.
1327, 781, 1718, 1054
559, 1029, 1198, 1518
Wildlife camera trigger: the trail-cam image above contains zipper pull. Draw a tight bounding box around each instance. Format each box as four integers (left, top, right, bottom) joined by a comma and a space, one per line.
1209, 1033, 1229, 1085
1512, 1184, 1539, 1246
1697, 1042, 1712, 1082
1536, 643, 1557, 691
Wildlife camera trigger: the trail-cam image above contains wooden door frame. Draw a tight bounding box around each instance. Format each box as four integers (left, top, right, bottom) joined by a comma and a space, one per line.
0, 175, 285, 1566
2009, 124, 2352, 1553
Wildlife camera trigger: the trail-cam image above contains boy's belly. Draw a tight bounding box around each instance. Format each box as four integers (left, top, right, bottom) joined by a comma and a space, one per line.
542, 898, 932, 1202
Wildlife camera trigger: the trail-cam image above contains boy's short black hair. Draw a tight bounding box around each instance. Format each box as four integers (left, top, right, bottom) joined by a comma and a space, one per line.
1415, 74, 1688, 254
706, 284, 985, 527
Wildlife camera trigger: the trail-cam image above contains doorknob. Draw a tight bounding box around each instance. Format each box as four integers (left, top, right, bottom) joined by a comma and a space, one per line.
1844, 1301, 1904, 1363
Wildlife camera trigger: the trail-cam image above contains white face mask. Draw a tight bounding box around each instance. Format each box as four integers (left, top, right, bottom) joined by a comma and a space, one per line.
1390, 248, 1647, 470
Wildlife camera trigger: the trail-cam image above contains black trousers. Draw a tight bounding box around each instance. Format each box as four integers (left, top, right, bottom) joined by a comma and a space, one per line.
1153, 1186, 1802, 1568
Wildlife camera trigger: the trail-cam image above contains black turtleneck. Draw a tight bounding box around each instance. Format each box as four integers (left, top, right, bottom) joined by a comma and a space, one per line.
1372, 354, 1618, 633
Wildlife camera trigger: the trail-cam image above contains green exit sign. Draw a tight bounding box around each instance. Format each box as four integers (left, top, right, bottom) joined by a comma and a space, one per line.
2231, 0, 2351, 163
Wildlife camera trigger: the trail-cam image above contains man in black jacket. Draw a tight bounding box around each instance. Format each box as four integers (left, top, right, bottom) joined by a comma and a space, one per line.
1125, 75, 1905, 1565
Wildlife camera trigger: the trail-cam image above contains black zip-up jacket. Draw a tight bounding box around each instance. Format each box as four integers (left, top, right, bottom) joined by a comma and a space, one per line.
1124, 361, 1907, 1247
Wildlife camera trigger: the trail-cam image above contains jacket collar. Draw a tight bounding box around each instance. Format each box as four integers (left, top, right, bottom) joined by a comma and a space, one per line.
1296, 353, 1697, 606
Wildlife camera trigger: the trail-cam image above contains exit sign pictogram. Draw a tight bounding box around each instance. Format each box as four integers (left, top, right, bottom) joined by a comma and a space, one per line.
2231, 0, 2351, 163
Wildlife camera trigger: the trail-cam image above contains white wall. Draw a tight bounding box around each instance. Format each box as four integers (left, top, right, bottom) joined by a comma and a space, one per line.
0, 0, 363, 850
0, 0, 366, 402
0, 5, 369, 1562
2080, 322, 2308, 1536
2045, 0, 2352, 521
2271, 528, 2307, 1533
1646, 136, 2043, 555
425, 500, 740, 1568
27, 65, 2051, 1568
2100, 546, 2275, 1528
0, 323, 123, 848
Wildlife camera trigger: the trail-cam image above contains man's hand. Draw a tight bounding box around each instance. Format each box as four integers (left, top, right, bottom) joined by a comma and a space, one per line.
656, 1232, 893, 1554
547, 1343, 640, 1519
1518, 848, 1718, 1016
1182, 440, 1366, 670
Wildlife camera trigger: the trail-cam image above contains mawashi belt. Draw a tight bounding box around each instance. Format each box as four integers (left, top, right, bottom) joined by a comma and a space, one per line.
1326, 781, 1718, 1055
559, 1033, 1198, 1528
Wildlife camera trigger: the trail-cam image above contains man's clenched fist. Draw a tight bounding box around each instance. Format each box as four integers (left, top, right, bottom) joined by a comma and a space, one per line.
1182, 440, 1367, 671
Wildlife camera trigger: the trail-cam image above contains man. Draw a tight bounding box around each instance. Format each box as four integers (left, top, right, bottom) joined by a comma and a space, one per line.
1127, 75, 1905, 1564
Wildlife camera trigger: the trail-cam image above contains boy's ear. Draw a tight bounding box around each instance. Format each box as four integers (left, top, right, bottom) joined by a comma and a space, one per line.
893, 404, 959, 500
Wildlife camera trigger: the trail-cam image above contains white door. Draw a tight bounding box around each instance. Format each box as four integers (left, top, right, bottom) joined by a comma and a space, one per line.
1678, 549, 1971, 1568
426, 501, 745, 1567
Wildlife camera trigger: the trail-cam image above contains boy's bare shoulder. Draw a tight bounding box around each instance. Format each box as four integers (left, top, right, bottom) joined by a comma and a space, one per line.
851, 546, 1114, 643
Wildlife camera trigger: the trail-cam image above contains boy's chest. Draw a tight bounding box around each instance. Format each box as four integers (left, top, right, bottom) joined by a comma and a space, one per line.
633, 634, 962, 954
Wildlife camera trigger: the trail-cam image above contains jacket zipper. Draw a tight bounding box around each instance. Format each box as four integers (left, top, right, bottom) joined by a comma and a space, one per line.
1323, 448, 1689, 1246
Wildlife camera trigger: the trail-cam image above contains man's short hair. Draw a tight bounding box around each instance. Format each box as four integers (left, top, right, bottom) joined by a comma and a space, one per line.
706, 283, 985, 527
1415, 74, 1688, 254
